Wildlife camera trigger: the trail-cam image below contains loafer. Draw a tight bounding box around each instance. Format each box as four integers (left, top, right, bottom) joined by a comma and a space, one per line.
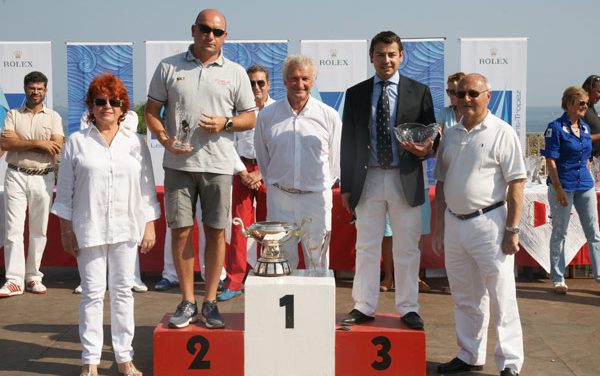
437, 357, 483, 374
217, 288, 242, 301
201, 300, 225, 329
500, 367, 519, 376
168, 300, 198, 329
401, 311, 424, 329
154, 278, 178, 292
132, 282, 148, 293
340, 309, 374, 326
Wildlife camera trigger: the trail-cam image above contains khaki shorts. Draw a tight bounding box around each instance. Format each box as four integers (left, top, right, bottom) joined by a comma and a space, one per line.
164, 168, 231, 229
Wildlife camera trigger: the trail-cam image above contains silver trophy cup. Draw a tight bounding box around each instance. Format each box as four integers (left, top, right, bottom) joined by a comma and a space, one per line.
232, 218, 310, 276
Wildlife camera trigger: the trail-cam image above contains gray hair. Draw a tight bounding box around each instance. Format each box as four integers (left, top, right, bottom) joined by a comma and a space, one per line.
282, 55, 317, 81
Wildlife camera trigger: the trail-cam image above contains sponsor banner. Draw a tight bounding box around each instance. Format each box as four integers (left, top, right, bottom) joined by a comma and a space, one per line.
144, 40, 288, 185
0, 41, 53, 126
401, 38, 446, 184
66, 42, 134, 135
300, 40, 368, 113
460, 37, 528, 148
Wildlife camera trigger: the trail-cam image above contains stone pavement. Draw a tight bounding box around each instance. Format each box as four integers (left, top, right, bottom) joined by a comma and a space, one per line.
1, 267, 599, 375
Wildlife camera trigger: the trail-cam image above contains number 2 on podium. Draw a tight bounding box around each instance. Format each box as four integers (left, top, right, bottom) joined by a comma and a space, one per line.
279, 294, 294, 329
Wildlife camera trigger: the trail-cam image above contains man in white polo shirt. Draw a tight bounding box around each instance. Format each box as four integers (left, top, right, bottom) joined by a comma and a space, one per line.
433, 73, 525, 376
0, 71, 64, 297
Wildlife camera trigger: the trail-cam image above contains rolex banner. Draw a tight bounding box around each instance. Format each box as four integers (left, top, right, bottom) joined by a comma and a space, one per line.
0, 41, 53, 127
67, 42, 134, 135
300, 40, 368, 114
145, 40, 288, 185
460, 38, 527, 148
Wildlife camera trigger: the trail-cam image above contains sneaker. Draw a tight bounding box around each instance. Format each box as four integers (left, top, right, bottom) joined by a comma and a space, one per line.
168, 300, 198, 328
132, 282, 148, 293
201, 300, 225, 329
26, 280, 47, 294
217, 288, 242, 301
154, 278, 177, 292
553, 281, 568, 295
0, 281, 24, 297
73, 285, 83, 294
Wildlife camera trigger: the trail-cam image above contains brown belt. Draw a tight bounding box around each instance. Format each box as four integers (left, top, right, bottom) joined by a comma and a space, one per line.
8, 163, 55, 176
241, 157, 258, 165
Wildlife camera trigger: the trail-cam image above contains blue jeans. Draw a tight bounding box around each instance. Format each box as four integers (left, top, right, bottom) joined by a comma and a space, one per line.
548, 186, 600, 283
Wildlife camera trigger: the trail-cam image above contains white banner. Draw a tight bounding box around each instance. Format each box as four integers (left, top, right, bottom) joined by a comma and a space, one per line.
300, 40, 368, 113
460, 38, 527, 149
0, 41, 53, 123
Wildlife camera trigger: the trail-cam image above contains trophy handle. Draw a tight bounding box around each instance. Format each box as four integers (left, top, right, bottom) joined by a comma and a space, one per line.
232, 217, 250, 238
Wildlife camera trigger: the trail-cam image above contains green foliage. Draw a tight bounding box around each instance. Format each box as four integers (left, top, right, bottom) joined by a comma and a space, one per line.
134, 101, 147, 134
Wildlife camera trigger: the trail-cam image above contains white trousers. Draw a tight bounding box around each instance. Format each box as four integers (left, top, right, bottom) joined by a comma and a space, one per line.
444, 207, 524, 372
352, 168, 422, 316
3, 169, 54, 286
266, 185, 332, 270
162, 198, 226, 282
77, 241, 137, 365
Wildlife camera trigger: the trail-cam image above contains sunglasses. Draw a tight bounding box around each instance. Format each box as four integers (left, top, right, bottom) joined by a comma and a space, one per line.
445, 89, 457, 96
456, 89, 489, 99
94, 98, 123, 107
250, 80, 266, 88
577, 100, 588, 107
196, 23, 226, 37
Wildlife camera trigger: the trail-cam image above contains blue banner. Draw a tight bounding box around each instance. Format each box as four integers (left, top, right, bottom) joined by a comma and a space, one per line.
66, 43, 133, 134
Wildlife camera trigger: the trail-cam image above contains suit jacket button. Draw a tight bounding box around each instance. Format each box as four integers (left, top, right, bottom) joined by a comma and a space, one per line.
367, 145, 371, 149
364, 165, 368, 170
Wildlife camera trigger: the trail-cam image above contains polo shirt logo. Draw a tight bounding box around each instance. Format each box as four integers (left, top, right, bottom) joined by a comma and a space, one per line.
176, 77, 185, 81
544, 128, 552, 137
214, 79, 231, 85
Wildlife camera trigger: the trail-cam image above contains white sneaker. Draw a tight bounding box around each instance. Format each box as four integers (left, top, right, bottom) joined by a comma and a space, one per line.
132, 282, 148, 293
553, 281, 568, 295
73, 285, 83, 294
26, 280, 47, 294
0, 281, 24, 297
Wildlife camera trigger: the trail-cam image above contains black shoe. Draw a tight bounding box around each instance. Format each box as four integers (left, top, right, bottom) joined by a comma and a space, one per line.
168, 300, 198, 328
437, 357, 483, 374
401, 312, 424, 329
500, 368, 519, 376
340, 309, 375, 326
201, 300, 225, 329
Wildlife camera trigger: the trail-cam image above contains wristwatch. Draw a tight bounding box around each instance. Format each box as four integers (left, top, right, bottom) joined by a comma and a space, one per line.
224, 117, 233, 132
505, 226, 520, 234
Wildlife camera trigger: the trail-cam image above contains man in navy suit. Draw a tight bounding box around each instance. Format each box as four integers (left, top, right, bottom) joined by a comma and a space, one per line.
340, 31, 436, 329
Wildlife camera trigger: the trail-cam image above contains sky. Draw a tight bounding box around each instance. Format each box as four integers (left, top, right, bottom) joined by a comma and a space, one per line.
1, 0, 598, 110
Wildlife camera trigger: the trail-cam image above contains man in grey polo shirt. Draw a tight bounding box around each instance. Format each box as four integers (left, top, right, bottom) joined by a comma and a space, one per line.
146, 8, 256, 329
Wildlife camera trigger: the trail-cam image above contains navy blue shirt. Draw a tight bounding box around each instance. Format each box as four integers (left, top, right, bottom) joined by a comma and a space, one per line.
544, 113, 593, 191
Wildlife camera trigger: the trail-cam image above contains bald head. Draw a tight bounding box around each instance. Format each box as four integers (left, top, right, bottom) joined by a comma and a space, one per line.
196, 9, 227, 29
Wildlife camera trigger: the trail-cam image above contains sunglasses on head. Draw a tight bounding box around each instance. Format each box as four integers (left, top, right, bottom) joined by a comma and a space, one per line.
446, 89, 457, 96
196, 23, 226, 37
456, 89, 489, 99
250, 80, 266, 88
94, 98, 123, 107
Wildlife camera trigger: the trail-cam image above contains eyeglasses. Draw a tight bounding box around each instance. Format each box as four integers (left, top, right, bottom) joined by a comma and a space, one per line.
196, 23, 226, 37
456, 89, 489, 99
25, 86, 46, 93
445, 89, 457, 96
577, 100, 588, 107
250, 80, 266, 88
94, 98, 123, 107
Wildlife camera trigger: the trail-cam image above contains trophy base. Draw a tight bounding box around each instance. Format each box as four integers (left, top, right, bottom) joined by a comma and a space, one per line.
254, 259, 291, 277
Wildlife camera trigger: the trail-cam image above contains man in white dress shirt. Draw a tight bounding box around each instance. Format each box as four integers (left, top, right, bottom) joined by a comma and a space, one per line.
254, 55, 341, 270
219, 64, 274, 301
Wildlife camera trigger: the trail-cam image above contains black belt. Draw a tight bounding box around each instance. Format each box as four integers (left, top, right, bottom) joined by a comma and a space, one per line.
449, 201, 505, 220
8, 163, 55, 176
241, 156, 258, 165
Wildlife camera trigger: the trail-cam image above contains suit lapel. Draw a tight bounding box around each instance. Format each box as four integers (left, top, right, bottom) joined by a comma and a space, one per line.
359, 78, 375, 130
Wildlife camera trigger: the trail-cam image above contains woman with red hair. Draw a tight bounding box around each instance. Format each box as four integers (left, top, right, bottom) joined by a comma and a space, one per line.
52, 73, 160, 376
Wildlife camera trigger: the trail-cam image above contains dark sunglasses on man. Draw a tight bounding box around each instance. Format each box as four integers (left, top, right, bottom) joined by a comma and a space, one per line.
250, 80, 266, 88
196, 23, 226, 37
456, 89, 489, 99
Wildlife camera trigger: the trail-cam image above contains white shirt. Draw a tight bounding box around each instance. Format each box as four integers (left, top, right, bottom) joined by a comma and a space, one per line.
254, 96, 341, 191
235, 96, 275, 159
52, 126, 161, 248
434, 111, 526, 215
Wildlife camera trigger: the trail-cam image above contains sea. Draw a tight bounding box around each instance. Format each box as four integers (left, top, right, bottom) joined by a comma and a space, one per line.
526, 106, 564, 134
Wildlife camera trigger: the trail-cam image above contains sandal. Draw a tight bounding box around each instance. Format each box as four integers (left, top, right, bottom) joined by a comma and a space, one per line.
118, 361, 142, 376
80, 364, 98, 376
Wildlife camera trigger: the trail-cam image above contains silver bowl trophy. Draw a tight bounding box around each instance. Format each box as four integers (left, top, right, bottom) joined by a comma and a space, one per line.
232, 217, 310, 276
394, 122, 439, 146
173, 101, 197, 149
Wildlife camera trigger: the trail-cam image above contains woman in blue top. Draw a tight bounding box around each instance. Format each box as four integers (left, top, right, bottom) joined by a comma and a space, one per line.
544, 86, 600, 294
436, 72, 465, 131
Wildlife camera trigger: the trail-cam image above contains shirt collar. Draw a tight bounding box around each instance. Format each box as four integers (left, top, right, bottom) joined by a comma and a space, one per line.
84, 123, 133, 138
185, 44, 225, 67
374, 71, 400, 86
20, 104, 49, 114
286, 96, 314, 115
456, 110, 492, 132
